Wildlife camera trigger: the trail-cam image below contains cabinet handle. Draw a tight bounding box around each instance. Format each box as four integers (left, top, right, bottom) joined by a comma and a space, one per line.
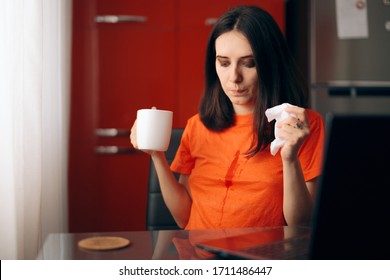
205, 18, 218, 26
95, 146, 140, 154
95, 128, 130, 137
95, 15, 147, 24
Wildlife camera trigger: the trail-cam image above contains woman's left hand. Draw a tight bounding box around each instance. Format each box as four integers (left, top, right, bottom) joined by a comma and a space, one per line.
276, 106, 310, 162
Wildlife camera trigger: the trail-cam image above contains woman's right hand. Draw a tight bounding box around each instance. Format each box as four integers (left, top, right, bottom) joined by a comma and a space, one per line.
129, 119, 163, 157
129, 119, 139, 149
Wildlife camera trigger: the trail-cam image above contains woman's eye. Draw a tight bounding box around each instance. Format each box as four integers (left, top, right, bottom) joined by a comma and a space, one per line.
242, 60, 256, 68
217, 59, 230, 67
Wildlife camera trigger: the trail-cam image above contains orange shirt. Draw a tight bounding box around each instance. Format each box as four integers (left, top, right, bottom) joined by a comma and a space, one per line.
170, 110, 325, 230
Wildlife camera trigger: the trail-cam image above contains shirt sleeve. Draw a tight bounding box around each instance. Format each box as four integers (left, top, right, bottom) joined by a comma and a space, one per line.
170, 116, 196, 175
298, 110, 325, 182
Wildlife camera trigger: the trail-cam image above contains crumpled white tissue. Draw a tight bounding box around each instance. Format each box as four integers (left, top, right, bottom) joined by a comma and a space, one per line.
265, 103, 297, 156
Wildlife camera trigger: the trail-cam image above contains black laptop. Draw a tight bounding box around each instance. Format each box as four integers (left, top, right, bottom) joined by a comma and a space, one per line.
196, 114, 390, 260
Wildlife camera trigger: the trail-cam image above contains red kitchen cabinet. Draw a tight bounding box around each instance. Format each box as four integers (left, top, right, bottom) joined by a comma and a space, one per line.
69, 0, 177, 232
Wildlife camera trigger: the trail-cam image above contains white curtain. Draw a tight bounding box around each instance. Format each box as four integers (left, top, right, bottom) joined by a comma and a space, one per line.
0, 0, 72, 259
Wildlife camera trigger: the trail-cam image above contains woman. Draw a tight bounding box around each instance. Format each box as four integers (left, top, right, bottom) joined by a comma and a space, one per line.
130, 6, 324, 230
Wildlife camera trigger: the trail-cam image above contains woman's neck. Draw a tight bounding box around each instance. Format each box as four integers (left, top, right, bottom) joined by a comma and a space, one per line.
233, 104, 255, 115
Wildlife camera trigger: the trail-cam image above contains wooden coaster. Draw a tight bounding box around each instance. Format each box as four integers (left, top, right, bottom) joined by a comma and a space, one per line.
78, 236, 130, 251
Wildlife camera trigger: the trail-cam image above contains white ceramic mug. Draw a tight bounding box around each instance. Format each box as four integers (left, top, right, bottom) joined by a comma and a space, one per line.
136, 107, 173, 151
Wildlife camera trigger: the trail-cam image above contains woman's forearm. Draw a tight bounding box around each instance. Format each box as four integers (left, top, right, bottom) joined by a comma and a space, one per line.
282, 158, 315, 226
151, 152, 192, 228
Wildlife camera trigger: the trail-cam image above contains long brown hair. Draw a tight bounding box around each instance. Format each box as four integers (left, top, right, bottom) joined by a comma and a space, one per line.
199, 5, 308, 157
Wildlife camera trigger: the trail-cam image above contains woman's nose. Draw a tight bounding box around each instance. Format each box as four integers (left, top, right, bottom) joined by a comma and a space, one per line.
229, 65, 242, 83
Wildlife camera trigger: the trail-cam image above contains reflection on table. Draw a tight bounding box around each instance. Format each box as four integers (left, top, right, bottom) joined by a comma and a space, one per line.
38, 226, 307, 260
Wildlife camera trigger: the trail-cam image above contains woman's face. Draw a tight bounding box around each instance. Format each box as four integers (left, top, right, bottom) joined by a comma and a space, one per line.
215, 30, 258, 114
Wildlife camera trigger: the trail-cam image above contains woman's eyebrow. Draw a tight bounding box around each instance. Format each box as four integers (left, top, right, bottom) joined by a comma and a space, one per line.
216, 55, 254, 59
240, 55, 255, 59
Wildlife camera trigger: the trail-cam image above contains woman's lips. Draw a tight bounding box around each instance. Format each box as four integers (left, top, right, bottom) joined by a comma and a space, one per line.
230, 89, 247, 96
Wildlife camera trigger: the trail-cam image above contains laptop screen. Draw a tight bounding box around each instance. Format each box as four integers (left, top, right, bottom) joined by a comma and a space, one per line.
309, 114, 390, 260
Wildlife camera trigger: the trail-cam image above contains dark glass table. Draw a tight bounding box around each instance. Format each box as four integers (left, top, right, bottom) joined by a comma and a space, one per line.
38, 226, 309, 260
